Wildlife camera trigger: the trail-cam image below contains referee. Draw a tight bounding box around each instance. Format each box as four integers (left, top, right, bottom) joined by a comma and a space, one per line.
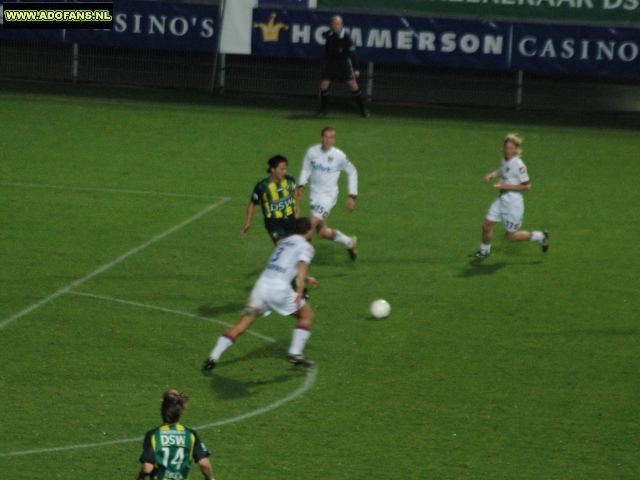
317, 15, 369, 118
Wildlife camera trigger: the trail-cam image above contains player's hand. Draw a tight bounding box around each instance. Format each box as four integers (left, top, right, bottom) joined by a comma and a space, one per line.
346, 197, 355, 212
306, 277, 318, 289
354, 70, 360, 78
484, 174, 493, 183
295, 187, 305, 200
240, 225, 250, 237
493, 180, 507, 189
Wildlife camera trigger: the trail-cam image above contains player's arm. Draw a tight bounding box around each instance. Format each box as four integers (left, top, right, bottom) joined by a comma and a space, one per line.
240, 200, 257, 237
296, 154, 312, 200
343, 159, 358, 212
197, 457, 215, 480
295, 261, 317, 303
484, 169, 501, 183
494, 180, 531, 191
136, 463, 154, 480
294, 196, 300, 217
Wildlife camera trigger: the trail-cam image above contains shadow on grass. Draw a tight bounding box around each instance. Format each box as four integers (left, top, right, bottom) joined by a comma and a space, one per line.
524, 328, 638, 337
202, 343, 307, 399
288, 113, 322, 120
197, 303, 245, 318
458, 259, 507, 277
206, 372, 295, 400
2, 79, 638, 131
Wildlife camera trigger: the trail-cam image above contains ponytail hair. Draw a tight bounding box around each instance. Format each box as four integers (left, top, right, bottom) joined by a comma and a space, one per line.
161, 390, 189, 424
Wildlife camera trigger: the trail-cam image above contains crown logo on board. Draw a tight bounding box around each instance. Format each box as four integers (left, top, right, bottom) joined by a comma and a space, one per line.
254, 13, 289, 42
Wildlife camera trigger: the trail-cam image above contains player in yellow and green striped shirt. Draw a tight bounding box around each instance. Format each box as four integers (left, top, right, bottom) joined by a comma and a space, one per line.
240, 155, 299, 245
136, 390, 214, 480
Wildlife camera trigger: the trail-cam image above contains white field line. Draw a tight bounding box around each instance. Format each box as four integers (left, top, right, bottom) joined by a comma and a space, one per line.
0, 296, 317, 458
0, 181, 225, 200
0, 367, 317, 458
67, 291, 278, 344
0, 198, 230, 331
0, 197, 318, 459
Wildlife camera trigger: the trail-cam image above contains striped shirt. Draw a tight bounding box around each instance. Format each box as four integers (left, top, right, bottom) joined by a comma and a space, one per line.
251, 173, 297, 219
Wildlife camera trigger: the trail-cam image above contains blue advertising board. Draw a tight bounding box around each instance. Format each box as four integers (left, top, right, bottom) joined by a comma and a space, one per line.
1, 0, 218, 52
251, 8, 640, 76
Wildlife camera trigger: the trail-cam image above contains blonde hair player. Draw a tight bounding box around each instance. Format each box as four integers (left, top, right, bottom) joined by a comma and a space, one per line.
469, 134, 549, 258
296, 127, 359, 260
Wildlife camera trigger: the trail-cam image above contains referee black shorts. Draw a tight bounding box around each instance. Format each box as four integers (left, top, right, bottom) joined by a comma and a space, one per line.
321, 59, 356, 83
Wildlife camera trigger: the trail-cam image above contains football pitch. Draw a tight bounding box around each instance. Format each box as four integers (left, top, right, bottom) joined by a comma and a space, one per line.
1, 80, 638, 479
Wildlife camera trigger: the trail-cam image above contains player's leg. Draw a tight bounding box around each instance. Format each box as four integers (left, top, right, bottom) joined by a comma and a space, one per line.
202, 315, 254, 370
311, 200, 357, 258
469, 218, 496, 258
470, 199, 500, 258
318, 79, 331, 115
288, 303, 315, 367
482, 219, 497, 245
505, 228, 549, 252
317, 218, 357, 257
203, 287, 269, 370
347, 78, 369, 118
503, 204, 549, 252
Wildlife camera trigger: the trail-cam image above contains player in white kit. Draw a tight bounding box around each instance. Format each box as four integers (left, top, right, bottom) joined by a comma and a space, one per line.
469, 134, 549, 258
202, 217, 318, 369
296, 127, 359, 260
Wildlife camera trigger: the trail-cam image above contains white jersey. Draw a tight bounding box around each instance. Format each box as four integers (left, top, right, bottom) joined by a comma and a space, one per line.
498, 156, 529, 203
258, 234, 315, 285
299, 144, 358, 204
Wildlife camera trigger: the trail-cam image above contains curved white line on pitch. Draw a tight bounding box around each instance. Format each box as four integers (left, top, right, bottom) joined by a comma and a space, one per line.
0, 296, 317, 458
0, 199, 231, 332
0, 368, 316, 458
68, 291, 277, 344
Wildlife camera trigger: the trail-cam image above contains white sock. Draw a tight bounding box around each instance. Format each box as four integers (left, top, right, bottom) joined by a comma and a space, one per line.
333, 229, 352, 248
530, 231, 544, 242
210, 335, 234, 361
288, 325, 311, 356
481, 242, 491, 253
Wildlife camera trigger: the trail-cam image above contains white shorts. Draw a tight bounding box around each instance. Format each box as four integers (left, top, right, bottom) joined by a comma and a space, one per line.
309, 193, 338, 222
242, 278, 305, 317
486, 197, 524, 232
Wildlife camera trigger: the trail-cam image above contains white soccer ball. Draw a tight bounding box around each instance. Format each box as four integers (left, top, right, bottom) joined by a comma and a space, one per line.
370, 299, 391, 319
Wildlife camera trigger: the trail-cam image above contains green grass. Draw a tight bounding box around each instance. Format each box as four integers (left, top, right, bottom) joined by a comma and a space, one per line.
0, 80, 638, 479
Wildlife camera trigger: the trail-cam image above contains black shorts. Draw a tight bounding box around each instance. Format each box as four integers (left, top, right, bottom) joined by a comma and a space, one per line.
264, 217, 296, 244
321, 59, 356, 83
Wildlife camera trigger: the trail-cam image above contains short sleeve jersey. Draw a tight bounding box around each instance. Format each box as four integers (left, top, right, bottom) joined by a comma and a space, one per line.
298, 145, 358, 203
259, 234, 315, 285
251, 173, 297, 220
139, 423, 210, 480
323, 29, 359, 69
499, 156, 529, 202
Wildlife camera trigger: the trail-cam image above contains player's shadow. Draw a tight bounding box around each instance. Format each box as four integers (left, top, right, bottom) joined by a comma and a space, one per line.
197, 303, 245, 318
458, 260, 507, 277
203, 343, 307, 399
287, 113, 323, 120
243, 268, 263, 280
206, 372, 297, 400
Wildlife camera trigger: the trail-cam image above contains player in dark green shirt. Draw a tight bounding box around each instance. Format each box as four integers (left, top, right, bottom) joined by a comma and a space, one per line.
240, 155, 299, 245
136, 390, 214, 480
